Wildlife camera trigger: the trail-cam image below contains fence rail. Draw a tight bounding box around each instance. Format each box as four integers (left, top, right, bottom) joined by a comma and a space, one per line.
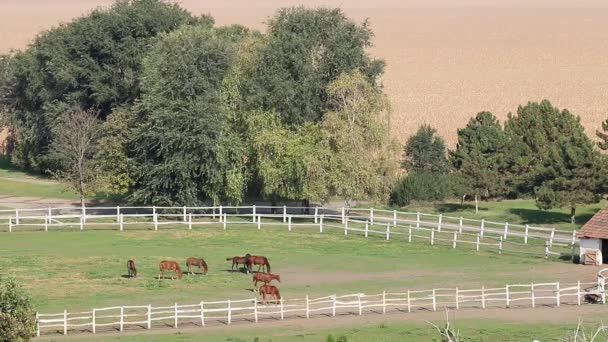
0, 205, 578, 258
36, 279, 606, 337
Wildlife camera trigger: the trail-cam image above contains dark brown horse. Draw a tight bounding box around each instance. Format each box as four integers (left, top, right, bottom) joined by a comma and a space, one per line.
226, 254, 252, 273
258, 284, 281, 304
127, 260, 137, 278
158, 260, 182, 280
253, 273, 280, 287
250, 255, 271, 273
186, 257, 208, 275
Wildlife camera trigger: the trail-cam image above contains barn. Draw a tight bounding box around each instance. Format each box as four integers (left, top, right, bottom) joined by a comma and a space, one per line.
577, 207, 608, 265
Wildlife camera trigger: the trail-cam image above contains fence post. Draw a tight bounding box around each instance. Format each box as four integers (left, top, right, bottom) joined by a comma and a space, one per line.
120, 306, 124, 332
306, 295, 310, 319
502, 222, 508, 239
382, 291, 386, 314
524, 225, 529, 244
365, 221, 369, 237
227, 299, 231, 325
480, 219, 485, 238
183, 206, 187, 222
314, 207, 319, 224
252, 205, 256, 223
15, 209, 19, 225
174, 302, 178, 328
330, 295, 337, 316
358, 293, 362, 315
92, 308, 96, 334
416, 212, 420, 228
319, 215, 324, 233
188, 213, 192, 230
283, 206, 287, 223
254, 298, 258, 323
45, 215, 48, 232
544, 241, 549, 258
386, 225, 390, 241
200, 301, 205, 327
82, 206, 86, 223
341, 207, 345, 224
288, 215, 292, 232
432, 289, 436, 311
452, 231, 457, 249
370, 208, 374, 225
153, 205, 157, 224
407, 290, 411, 313
550, 228, 555, 247
505, 285, 510, 308
531, 283, 535, 308
147, 304, 152, 329
431, 228, 435, 246
120, 214, 124, 232
80, 213, 84, 231
393, 210, 397, 227
476, 234, 480, 252
257, 215, 261, 230
498, 236, 503, 255
459, 216, 463, 233
219, 206, 223, 222
455, 288, 459, 310
344, 219, 348, 236
63, 309, 67, 335
481, 286, 486, 309
48, 207, 52, 223
280, 298, 284, 320
556, 282, 560, 307
223, 214, 227, 230
571, 230, 577, 246
437, 214, 442, 232
577, 281, 581, 306
408, 226, 412, 242
36, 312, 40, 337
8, 217, 11, 233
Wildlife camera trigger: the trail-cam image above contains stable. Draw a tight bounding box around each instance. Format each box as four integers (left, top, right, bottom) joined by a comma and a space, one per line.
577, 207, 608, 265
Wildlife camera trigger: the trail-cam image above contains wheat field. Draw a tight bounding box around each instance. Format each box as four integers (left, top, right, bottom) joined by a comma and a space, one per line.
1, 0, 608, 145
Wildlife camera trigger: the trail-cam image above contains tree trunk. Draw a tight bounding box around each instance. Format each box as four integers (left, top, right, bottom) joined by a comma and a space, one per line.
270, 194, 277, 214
474, 194, 479, 214
570, 207, 576, 225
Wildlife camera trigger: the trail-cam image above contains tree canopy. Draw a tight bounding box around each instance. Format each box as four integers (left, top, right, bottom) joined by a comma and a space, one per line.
402, 124, 447, 173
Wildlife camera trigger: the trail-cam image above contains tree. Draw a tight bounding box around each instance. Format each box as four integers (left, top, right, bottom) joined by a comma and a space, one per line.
450, 112, 508, 213
242, 7, 384, 125
596, 119, 608, 150
534, 116, 605, 224
3, 0, 206, 171
0, 276, 36, 342
130, 25, 247, 205
48, 108, 102, 212
321, 70, 399, 206
402, 124, 447, 173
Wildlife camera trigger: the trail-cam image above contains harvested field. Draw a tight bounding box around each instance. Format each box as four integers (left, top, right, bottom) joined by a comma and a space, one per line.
1, 0, 608, 145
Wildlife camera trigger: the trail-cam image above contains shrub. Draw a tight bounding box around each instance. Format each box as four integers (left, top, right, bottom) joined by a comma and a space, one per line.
390, 172, 449, 206
0, 276, 35, 342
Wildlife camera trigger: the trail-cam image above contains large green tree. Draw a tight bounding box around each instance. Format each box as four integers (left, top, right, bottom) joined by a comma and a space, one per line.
402, 124, 447, 173
0, 276, 35, 342
3, 0, 206, 171
242, 7, 384, 126
130, 25, 247, 205
450, 112, 508, 213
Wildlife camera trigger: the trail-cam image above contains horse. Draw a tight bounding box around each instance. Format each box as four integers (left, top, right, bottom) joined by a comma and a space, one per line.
158, 260, 182, 280
186, 257, 208, 275
253, 273, 280, 287
258, 284, 281, 304
226, 254, 252, 273
127, 260, 137, 278
249, 255, 271, 273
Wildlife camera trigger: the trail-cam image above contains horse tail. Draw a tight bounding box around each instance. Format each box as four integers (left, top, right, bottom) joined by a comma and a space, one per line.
264, 257, 271, 273
226, 257, 233, 261
201, 259, 208, 274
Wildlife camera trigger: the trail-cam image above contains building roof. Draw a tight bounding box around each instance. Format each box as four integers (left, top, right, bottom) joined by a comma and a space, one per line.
577, 206, 608, 239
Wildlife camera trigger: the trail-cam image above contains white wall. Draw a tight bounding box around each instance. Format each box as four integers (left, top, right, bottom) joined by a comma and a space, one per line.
580, 238, 603, 265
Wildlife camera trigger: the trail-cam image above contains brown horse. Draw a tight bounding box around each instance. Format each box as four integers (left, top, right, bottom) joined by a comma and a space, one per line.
186, 257, 208, 275
226, 254, 252, 273
158, 260, 182, 280
250, 255, 271, 273
258, 284, 281, 304
127, 260, 137, 278
253, 273, 280, 287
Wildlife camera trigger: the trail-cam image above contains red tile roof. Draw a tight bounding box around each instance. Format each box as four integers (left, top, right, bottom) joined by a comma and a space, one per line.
577, 206, 608, 239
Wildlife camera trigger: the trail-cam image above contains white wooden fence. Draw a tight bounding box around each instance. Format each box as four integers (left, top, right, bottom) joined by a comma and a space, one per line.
0, 205, 578, 258
36, 279, 606, 337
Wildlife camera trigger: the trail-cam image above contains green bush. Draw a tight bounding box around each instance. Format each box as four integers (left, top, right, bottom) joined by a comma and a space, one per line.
390, 172, 449, 206
0, 276, 35, 342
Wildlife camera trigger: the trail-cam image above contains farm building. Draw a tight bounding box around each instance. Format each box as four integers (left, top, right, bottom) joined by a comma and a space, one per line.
577, 207, 608, 265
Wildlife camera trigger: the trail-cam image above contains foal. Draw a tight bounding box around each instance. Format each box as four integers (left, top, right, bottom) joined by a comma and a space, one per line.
226, 254, 252, 273
258, 284, 281, 304
186, 257, 208, 275
158, 260, 183, 280
253, 273, 280, 287
127, 260, 137, 278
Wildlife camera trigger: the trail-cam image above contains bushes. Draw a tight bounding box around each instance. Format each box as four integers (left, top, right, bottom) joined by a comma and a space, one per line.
0, 276, 35, 342
390, 172, 449, 206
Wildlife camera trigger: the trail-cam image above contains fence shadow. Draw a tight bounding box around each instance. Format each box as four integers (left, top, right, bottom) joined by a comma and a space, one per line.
434, 202, 486, 213
508, 208, 595, 226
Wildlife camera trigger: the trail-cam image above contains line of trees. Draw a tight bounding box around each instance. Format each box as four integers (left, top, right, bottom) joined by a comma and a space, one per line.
393, 100, 608, 224
0, 0, 398, 209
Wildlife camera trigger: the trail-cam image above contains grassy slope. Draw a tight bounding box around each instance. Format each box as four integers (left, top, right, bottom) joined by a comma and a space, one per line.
0, 156, 77, 200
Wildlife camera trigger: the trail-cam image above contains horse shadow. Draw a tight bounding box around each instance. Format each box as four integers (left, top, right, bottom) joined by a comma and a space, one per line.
224, 268, 259, 274
120, 274, 136, 279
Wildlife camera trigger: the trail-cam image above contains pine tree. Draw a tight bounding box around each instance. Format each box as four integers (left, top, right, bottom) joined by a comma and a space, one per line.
402, 125, 448, 173
596, 119, 608, 150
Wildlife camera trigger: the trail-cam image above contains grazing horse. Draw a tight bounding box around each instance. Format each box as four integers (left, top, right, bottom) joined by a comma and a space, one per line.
250, 255, 271, 273
127, 260, 137, 278
158, 260, 182, 280
258, 284, 281, 304
253, 273, 280, 287
186, 257, 208, 275
226, 254, 252, 273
